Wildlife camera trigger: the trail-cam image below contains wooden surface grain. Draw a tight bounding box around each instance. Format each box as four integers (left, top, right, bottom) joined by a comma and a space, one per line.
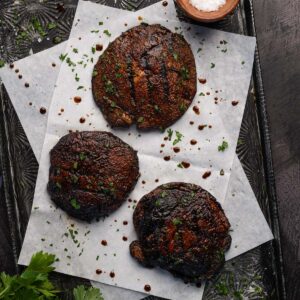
253, 0, 300, 299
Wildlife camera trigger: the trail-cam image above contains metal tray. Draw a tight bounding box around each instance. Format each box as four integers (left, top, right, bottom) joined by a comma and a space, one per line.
0, 0, 286, 298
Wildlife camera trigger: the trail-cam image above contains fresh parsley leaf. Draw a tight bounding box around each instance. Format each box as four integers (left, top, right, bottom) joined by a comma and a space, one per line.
173, 131, 183, 145
53, 36, 62, 44
47, 22, 57, 30
0, 252, 59, 299
137, 117, 144, 123
70, 198, 80, 210
172, 218, 182, 226
98, 21, 104, 26
211, 62, 215, 69
103, 30, 111, 37
73, 48, 78, 53
31, 17, 47, 37
73, 285, 104, 300
77, 86, 84, 90
59, 53, 68, 61
218, 140, 229, 152
167, 128, 173, 141
177, 163, 183, 168
180, 66, 189, 80
0, 60, 5, 68
91, 47, 96, 54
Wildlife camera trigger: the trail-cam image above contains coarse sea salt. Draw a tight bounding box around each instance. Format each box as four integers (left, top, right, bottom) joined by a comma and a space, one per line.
189, 0, 226, 12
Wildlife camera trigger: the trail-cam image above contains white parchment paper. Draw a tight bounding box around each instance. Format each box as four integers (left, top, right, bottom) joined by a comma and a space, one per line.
0, 1, 273, 299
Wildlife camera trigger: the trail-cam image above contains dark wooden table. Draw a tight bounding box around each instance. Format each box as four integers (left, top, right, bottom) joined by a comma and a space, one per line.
253, 1, 300, 299
0, 0, 299, 299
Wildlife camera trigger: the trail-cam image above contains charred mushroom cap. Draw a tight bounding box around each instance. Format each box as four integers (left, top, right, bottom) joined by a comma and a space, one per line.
47, 131, 139, 221
92, 23, 197, 130
130, 182, 231, 283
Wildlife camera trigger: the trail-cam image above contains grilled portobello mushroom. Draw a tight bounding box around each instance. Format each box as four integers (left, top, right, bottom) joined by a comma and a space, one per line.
92, 23, 197, 130
47, 131, 139, 221
130, 182, 231, 284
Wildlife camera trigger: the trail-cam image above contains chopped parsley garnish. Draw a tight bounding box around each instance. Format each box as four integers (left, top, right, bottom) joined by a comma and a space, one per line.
59, 53, 68, 61
173, 131, 183, 145
47, 22, 57, 30
66, 57, 76, 67
91, 46, 96, 54
218, 140, 229, 152
91, 29, 99, 33
177, 163, 183, 168
72, 175, 79, 183
110, 101, 116, 108
161, 191, 167, 198
211, 62, 216, 69
104, 80, 116, 94
115, 63, 121, 71
70, 198, 80, 210
137, 116, 144, 123
215, 281, 229, 296
179, 102, 187, 112
79, 152, 86, 160
241, 61, 245, 65
172, 218, 182, 226
53, 36, 62, 44
75, 73, 80, 81
77, 86, 84, 90
115, 73, 123, 78
56, 182, 62, 189
155, 200, 161, 206
103, 29, 111, 37
98, 21, 104, 26
237, 138, 244, 145
92, 70, 98, 77
173, 52, 179, 60
73, 48, 78, 53
31, 17, 46, 37
221, 48, 227, 53
199, 92, 205, 96
0, 60, 5, 68
154, 105, 160, 112
197, 48, 202, 53
167, 128, 173, 140
180, 66, 189, 80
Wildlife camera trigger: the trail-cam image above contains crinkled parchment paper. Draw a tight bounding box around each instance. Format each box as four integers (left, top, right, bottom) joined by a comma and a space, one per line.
0, 1, 273, 299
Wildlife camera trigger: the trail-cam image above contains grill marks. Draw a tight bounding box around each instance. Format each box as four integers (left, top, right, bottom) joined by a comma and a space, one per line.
126, 57, 136, 108
92, 24, 197, 130
47, 131, 139, 221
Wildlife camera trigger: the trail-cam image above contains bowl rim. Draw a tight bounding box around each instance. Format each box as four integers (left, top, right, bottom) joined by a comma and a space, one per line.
176, 0, 240, 23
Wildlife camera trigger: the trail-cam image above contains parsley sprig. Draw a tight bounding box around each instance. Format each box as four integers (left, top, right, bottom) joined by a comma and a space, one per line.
0, 251, 104, 299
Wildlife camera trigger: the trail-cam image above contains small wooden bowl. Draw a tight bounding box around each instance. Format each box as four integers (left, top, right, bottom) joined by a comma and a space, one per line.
176, 0, 240, 23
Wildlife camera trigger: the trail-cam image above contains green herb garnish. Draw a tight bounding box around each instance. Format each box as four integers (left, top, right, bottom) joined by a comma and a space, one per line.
173, 131, 183, 145
103, 29, 111, 37
180, 66, 189, 80
70, 198, 80, 210
167, 128, 173, 140
172, 218, 182, 226
47, 22, 57, 30
211, 62, 215, 69
59, 53, 68, 61
218, 140, 229, 152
